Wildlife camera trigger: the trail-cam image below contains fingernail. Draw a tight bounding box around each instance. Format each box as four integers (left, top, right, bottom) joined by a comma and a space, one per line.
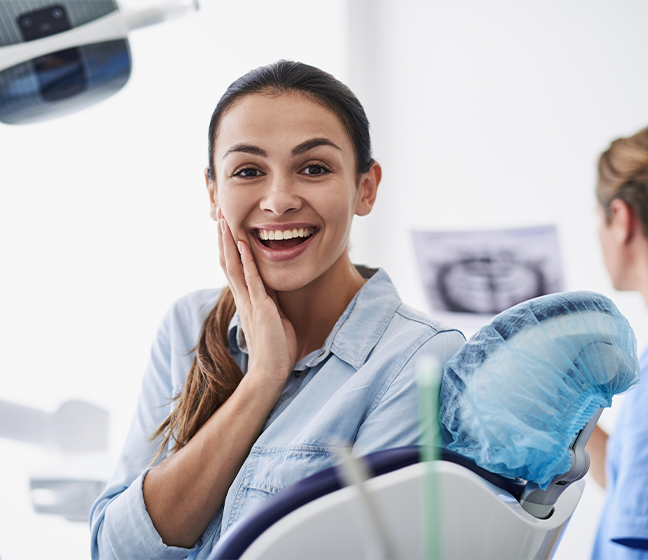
220, 217, 226, 233
237, 241, 243, 253
216, 206, 221, 221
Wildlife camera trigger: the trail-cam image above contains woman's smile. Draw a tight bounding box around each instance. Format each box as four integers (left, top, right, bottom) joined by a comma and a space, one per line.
251, 224, 319, 262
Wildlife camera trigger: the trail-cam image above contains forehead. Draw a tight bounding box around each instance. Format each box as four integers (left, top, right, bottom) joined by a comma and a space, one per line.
214, 93, 352, 156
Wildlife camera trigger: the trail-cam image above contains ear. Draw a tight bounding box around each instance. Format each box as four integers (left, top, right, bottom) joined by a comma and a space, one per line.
355, 162, 382, 217
205, 168, 218, 222
609, 198, 636, 244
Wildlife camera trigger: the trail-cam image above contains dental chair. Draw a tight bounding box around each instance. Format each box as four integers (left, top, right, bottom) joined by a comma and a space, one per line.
209, 291, 640, 560
210, 444, 585, 560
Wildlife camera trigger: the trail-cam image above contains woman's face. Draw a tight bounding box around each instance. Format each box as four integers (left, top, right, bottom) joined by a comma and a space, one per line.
207, 93, 378, 292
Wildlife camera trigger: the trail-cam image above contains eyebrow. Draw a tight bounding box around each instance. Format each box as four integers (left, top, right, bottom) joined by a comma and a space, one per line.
291, 138, 342, 157
222, 138, 342, 160
222, 143, 267, 160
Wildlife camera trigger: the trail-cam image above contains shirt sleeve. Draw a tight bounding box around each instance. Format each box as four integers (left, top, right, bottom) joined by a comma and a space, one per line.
353, 329, 465, 456
89, 305, 197, 560
606, 378, 648, 551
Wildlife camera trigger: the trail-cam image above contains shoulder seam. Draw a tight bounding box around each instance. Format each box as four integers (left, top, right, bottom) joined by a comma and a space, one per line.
394, 304, 466, 339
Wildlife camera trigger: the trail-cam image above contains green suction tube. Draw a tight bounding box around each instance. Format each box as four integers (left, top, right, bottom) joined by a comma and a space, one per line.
417, 356, 443, 560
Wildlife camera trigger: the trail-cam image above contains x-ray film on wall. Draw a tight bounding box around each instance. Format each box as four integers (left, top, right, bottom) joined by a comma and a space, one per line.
412, 225, 565, 314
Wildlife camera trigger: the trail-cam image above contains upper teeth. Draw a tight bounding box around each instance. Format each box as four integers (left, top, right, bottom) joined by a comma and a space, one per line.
257, 227, 314, 241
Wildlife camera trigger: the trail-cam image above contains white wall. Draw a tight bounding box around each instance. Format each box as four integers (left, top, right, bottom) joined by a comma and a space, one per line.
0, 1, 346, 558
346, 0, 648, 337
1, 1, 647, 559
344, 2, 648, 559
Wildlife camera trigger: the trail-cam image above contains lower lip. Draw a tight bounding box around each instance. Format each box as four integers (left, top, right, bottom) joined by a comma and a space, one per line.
251, 231, 317, 262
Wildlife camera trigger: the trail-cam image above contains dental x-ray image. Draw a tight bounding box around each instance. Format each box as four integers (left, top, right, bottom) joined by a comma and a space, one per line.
412, 225, 565, 314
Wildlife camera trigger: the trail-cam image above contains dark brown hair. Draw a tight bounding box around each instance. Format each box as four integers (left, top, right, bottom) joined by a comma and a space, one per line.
151, 61, 373, 461
597, 126, 648, 236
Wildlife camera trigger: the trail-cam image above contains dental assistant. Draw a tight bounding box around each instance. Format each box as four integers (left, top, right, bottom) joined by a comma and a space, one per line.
89, 61, 465, 560
588, 125, 648, 559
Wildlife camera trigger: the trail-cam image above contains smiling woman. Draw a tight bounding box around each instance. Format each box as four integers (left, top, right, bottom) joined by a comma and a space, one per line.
88, 60, 465, 560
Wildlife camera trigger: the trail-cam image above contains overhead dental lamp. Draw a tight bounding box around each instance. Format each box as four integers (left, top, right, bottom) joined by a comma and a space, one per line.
0, 0, 198, 124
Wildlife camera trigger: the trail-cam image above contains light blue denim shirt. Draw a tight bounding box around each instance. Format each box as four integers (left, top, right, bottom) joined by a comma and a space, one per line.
89, 267, 465, 560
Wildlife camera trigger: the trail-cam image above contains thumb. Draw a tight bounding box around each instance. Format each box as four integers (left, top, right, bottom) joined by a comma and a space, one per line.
265, 287, 287, 319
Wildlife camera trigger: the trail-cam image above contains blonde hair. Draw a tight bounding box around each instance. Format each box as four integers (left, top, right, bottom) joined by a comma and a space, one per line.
597, 126, 648, 235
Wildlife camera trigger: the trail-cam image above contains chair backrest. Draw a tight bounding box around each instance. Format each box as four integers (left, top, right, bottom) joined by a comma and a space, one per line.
209, 446, 583, 560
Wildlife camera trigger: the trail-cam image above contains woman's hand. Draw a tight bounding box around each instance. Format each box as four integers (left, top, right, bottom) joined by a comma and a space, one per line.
141, 211, 298, 548
217, 208, 297, 390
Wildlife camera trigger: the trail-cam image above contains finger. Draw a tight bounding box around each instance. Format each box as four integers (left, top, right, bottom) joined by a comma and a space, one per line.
238, 240, 269, 304
216, 207, 227, 278
220, 216, 248, 303
265, 285, 288, 320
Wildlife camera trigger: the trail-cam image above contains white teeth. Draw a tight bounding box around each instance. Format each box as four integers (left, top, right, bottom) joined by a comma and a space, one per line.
257, 227, 314, 241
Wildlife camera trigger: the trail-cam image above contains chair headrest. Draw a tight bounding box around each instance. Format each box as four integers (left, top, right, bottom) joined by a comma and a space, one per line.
440, 291, 639, 489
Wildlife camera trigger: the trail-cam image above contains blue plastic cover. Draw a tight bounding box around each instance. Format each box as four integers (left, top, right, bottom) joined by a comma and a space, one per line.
439, 291, 640, 489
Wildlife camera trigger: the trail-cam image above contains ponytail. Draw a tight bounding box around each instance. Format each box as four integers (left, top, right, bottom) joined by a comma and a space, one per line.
150, 287, 242, 462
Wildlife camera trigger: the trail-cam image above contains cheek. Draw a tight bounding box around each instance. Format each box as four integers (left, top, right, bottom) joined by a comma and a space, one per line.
598, 220, 612, 256
218, 190, 251, 237
598, 227, 619, 282
322, 196, 356, 238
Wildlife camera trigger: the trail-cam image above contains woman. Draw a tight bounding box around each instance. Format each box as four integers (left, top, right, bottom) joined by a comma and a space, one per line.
588, 125, 648, 559
89, 61, 465, 559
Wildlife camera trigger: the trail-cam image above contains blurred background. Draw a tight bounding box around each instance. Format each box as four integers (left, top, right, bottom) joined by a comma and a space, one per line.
2, 0, 648, 558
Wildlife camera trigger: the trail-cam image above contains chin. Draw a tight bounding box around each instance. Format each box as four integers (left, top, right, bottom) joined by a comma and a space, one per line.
262, 278, 307, 293
258, 269, 317, 293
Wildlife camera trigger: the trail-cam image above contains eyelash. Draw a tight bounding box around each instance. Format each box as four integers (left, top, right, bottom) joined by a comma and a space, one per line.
301, 161, 332, 176
232, 166, 262, 178
231, 161, 332, 178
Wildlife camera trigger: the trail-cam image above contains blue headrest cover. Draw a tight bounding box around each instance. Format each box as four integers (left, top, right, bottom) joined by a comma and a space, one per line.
439, 291, 639, 489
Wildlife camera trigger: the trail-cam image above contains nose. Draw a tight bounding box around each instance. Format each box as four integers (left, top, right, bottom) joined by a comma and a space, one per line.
260, 174, 302, 215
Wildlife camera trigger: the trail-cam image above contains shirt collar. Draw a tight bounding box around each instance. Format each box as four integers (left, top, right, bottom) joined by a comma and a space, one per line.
227, 267, 401, 371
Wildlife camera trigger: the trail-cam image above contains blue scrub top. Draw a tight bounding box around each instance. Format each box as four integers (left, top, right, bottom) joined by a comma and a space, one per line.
592, 346, 648, 559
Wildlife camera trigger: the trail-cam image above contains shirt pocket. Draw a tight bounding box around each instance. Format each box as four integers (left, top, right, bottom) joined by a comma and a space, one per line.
226, 445, 339, 530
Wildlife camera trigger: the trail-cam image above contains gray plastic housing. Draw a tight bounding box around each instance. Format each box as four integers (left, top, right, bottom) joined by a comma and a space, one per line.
519, 407, 602, 518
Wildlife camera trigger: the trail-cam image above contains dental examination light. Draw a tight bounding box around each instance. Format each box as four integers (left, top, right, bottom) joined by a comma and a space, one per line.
0, 0, 198, 125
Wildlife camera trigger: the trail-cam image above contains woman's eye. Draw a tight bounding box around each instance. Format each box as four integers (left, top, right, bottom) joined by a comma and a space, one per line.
236, 168, 259, 177
234, 167, 262, 178
301, 164, 330, 176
